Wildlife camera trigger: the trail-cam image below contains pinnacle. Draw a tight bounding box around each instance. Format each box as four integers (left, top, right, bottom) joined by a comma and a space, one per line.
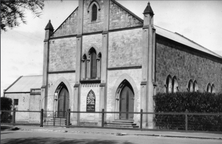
143, 2, 154, 16
45, 20, 54, 31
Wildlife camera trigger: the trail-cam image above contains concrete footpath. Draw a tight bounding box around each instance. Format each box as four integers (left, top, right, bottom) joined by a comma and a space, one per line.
2, 125, 222, 140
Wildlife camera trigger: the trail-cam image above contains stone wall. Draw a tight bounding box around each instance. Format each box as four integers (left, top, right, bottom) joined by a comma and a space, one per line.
108, 28, 143, 68
82, 34, 102, 55
109, 0, 142, 30
29, 94, 41, 122
49, 38, 76, 72
156, 36, 222, 93
52, 8, 78, 37
83, 0, 104, 33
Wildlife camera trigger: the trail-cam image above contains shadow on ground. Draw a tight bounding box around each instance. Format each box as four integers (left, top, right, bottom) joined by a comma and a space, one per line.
1, 126, 12, 131
1, 137, 134, 144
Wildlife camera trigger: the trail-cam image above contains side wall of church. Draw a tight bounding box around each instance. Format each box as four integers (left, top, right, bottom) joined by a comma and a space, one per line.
156, 36, 222, 93
48, 37, 76, 72
47, 73, 75, 117
108, 28, 143, 68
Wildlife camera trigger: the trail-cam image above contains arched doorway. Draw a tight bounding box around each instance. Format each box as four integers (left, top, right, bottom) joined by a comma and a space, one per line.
55, 83, 69, 118
117, 80, 134, 120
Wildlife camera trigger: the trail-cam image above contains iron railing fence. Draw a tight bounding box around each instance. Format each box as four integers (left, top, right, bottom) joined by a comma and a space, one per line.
1, 109, 221, 131
0, 109, 41, 126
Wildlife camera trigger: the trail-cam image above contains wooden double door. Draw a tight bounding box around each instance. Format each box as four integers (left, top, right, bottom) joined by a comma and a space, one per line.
58, 87, 69, 118
119, 85, 134, 120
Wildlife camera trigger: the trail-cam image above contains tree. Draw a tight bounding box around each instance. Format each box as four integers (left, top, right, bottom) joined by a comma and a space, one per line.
1, 97, 12, 123
1, 0, 44, 31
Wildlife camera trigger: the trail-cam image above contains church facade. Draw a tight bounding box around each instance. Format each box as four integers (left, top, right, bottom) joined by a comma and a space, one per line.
41, 0, 222, 127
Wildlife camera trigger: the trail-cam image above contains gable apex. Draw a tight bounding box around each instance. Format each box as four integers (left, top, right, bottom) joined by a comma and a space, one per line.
109, 0, 143, 30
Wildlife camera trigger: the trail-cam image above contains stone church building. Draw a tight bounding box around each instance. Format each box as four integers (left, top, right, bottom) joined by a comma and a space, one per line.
40, 0, 222, 127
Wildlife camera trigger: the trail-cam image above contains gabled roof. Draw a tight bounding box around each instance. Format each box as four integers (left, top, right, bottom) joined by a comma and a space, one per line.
112, 0, 221, 59
50, 1, 221, 59
154, 25, 222, 59
4, 75, 42, 93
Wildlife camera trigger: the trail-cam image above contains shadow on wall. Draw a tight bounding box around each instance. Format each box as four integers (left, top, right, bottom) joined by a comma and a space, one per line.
1, 137, 134, 144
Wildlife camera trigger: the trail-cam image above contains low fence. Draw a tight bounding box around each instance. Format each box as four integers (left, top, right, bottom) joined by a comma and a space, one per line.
0, 109, 42, 126
1, 109, 221, 131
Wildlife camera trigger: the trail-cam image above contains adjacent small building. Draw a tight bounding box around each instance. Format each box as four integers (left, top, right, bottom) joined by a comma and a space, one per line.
4, 75, 42, 123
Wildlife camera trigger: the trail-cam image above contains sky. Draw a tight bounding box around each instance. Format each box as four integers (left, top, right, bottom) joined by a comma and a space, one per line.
1, 0, 222, 96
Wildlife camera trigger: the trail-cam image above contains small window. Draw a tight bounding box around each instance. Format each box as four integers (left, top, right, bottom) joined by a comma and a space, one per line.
91, 4, 97, 21
89, 48, 97, 79
206, 83, 211, 93
86, 90, 96, 112
166, 75, 172, 93
172, 76, 178, 93
193, 80, 198, 92
14, 99, 19, 105
188, 80, 193, 92
211, 84, 215, 93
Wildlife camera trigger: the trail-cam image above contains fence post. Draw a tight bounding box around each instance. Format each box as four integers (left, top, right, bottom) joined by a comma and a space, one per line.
140, 109, 143, 130
12, 108, 16, 126
185, 109, 188, 131
53, 111, 55, 126
66, 109, 70, 128
40, 109, 43, 127
101, 109, 104, 127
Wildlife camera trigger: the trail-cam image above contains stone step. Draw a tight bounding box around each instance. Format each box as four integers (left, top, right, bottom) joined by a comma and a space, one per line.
44, 118, 66, 126
105, 119, 139, 128
107, 122, 137, 125
105, 124, 139, 128
112, 120, 134, 123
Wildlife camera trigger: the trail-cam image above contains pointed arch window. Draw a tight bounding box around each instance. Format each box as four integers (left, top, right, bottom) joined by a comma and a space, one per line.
81, 48, 101, 82
206, 83, 211, 93
81, 54, 87, 80
86, 90, 96, 112
188, 80, 193, 92
193, 80, 198, 92
172, 76, 179, 93
89, 48, 97, 79
211, 84, 215, 93
166, 75, 172, 93
91, 4, 97, 21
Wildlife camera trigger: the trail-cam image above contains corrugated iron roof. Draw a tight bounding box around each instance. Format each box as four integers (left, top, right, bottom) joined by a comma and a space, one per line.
5, 75, 42, 93
155, 25, 222, 58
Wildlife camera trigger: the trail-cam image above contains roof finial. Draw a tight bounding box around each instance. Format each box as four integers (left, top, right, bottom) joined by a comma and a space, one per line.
45, 19, 54, 31
143, 2, 154, 16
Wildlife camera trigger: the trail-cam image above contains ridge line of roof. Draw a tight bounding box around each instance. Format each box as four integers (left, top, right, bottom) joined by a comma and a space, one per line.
4, 76, 23, 93
154, 25, 222, 59
174, 32, 222, 58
